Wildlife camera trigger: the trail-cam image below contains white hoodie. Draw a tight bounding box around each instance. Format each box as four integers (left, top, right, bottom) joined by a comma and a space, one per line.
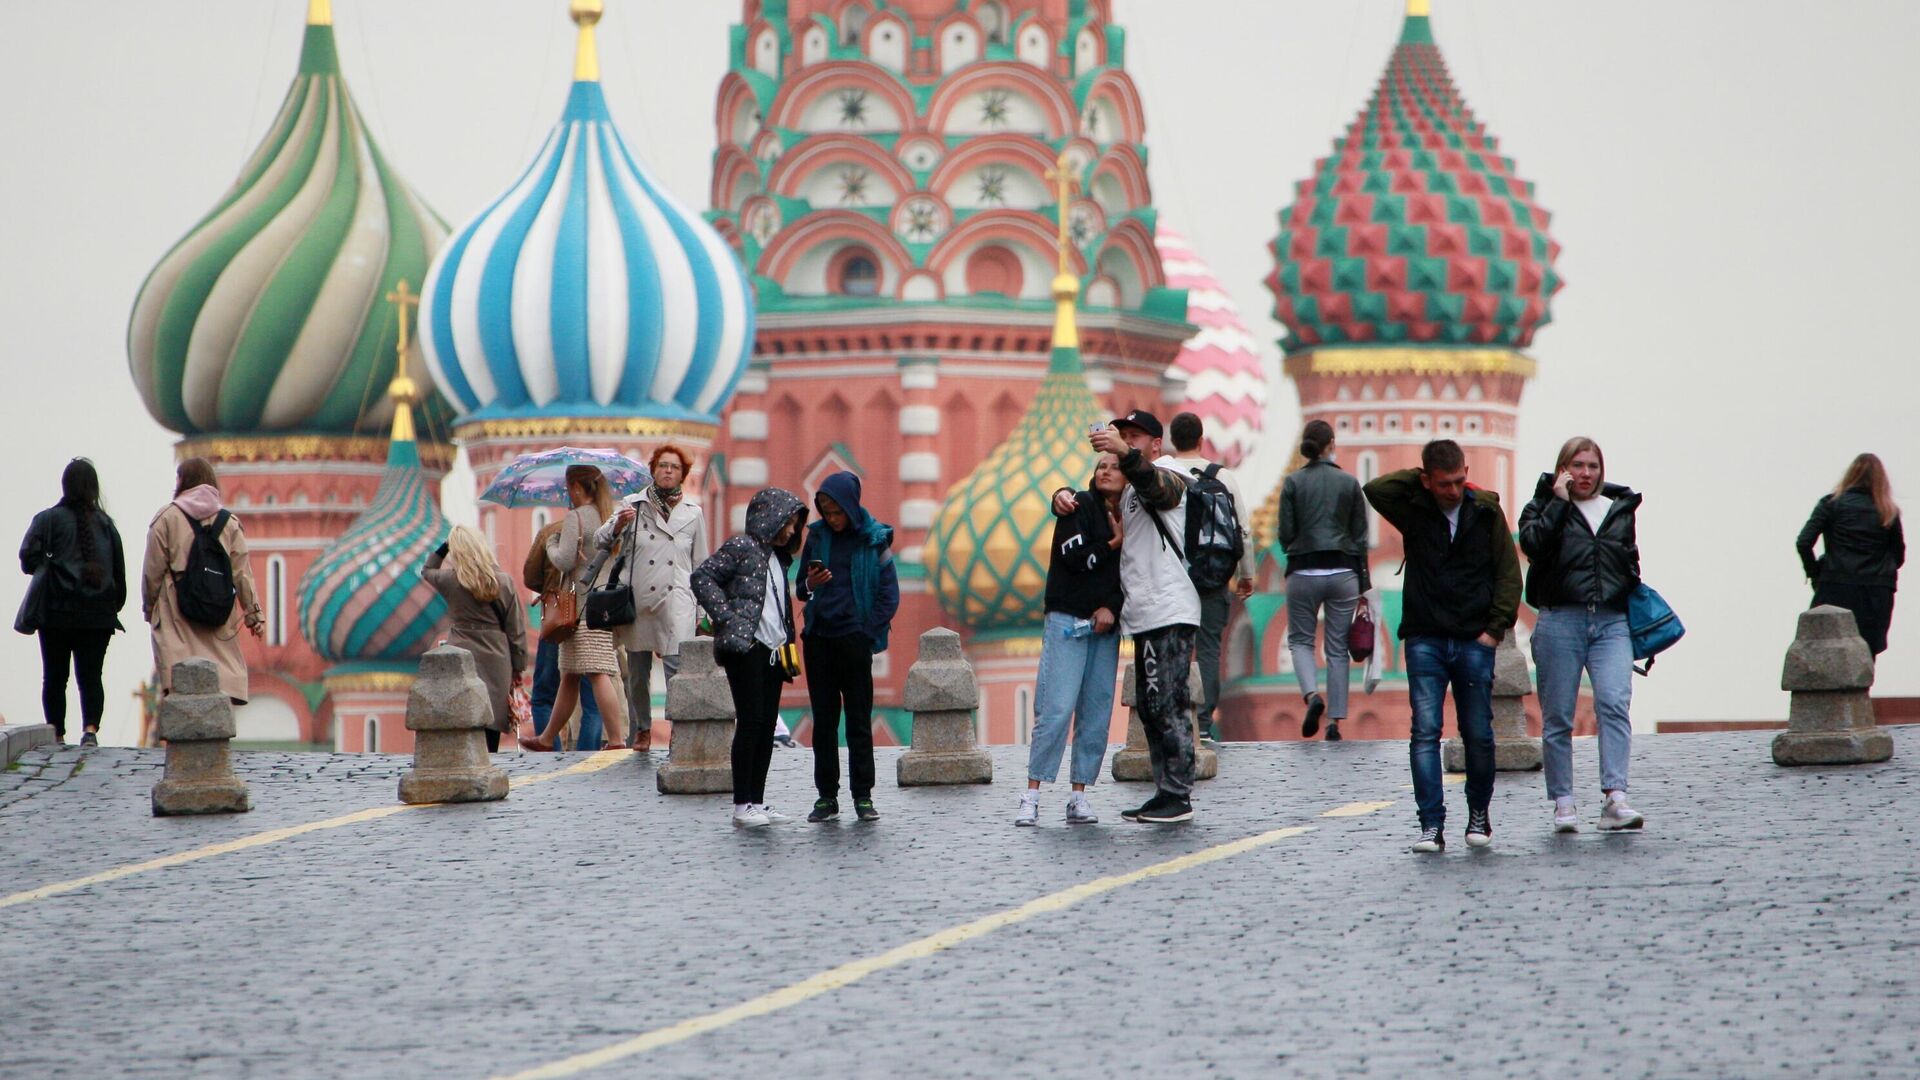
1116, 457, 1202, 635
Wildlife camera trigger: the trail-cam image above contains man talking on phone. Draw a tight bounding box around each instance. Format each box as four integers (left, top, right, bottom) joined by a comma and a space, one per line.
795, 472, 900, 823
1363, 439, 1522, 854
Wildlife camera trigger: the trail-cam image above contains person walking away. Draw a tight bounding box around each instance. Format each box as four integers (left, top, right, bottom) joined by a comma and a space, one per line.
1018, 453, 1126, 826
795, 472, 900, 823
1158, 412, 1253, 741
1363, 439, 1521, 853
1518, 437, 1645, 833
522, 466, 628, 751
425, 525, 529, 753
596, 445, 708, 752
19, 458, 127, 746
1279, 420, 1369, 742
141, 458, 263, 720
523, 518, 602, 749
692, 488, 808, 828
1053, 409, 1202, 824
1797, 453, 1904, 655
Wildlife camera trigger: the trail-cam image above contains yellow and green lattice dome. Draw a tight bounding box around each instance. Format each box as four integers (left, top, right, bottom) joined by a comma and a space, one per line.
924, 344, 1105, 632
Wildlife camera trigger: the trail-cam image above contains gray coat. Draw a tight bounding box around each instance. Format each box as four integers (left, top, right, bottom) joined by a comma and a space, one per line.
423, 553, 529, 733
1278, 459, 1368, 573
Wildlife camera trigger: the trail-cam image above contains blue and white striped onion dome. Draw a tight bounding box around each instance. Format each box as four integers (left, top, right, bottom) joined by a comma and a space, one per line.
420, 80, 754, 425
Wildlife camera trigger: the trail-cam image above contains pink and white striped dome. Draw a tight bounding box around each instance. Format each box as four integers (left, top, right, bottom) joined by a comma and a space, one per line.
1157, 225, 1267, 467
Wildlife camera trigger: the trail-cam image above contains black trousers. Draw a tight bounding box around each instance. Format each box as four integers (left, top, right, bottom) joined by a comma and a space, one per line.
804, 633, 876, 801
723, 644, 784, 805
1813, 582, 1896, 655
39, 627, 112, 739
485, 728, 502, 753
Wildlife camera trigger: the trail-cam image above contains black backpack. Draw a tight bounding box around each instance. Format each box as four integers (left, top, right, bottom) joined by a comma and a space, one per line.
174, 508, 237, 627
1183, 464, 1244, 592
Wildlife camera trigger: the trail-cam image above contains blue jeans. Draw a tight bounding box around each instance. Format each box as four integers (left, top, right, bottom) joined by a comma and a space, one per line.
1406, 636, 1495, 829
1531, 606, 1634, 799
531, 637, 603, 750
1026, 613, 1120, 785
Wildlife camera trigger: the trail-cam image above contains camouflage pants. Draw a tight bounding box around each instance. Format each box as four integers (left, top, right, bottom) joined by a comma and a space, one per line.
1134, 623, 1197, 799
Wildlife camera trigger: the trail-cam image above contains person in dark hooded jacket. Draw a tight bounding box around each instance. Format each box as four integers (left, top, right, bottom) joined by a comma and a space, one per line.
1518, 437, 1645, 834
794, 472, 900, 823
692, 488, 808, 829
1797, 453, 1904, 655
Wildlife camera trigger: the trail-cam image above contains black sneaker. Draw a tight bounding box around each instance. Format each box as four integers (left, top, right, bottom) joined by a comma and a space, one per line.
854, 799, 880, 822
774, 734, 798, 749
1301, 693, 1326, 739
1410, 826, 1445, 853
1120, 793, 1172, 822
79, 732, 99, 748
1138, 797, 1194, 824
1465, 809, 1493, 849
1324, 720, 1342, 742
807, 798, 839, 823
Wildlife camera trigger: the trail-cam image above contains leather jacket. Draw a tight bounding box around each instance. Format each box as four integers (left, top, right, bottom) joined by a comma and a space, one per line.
1518, 474, 1642, 611
1797, 488, 1904, 589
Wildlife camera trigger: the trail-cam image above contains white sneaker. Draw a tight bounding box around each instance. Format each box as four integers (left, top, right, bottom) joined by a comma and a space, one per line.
1553, 797, 1580, 833
1014, 791, 1040, 827
1065, 793, 1098, 825
732, 805, 771, 828
1598, 793, 1644, 831
758, 804, 791, 824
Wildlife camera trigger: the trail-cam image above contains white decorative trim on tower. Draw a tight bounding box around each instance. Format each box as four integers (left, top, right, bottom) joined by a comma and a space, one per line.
898, 498, 939, 529
729, 410, 769, 439
732, 458, 769, 486
899, 452, 941, 484
900, 405, 941, 436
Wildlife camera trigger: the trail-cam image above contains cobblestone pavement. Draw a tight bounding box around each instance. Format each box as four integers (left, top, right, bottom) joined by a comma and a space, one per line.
2, 731, 1914, 1079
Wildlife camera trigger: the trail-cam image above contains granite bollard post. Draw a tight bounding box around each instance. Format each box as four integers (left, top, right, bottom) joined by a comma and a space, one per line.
657, 639, 737, 794
151, 658, 250, 816
399, 646, 508, 804
1772, 605, 1893, 766
1112, 659, 1216, 782
1446, 635, 1542, 772
897, 628, 992, 785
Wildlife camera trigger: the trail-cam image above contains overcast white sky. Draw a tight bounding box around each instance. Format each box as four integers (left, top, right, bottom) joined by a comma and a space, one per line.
2, 1, 1915, 742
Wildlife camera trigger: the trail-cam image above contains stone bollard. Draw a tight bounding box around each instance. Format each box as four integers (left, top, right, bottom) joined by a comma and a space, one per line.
1772, 605, 1893, 766
897, 628, 993, 786
657, 639, 737, 794
399, 646, 508, 804
1446, 635, 1542, 772
1112, 659, 1217, 782
151, 658, 250, 816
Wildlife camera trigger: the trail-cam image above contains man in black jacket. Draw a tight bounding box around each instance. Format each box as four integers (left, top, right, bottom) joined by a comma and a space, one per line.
1363, 440, 1522, 854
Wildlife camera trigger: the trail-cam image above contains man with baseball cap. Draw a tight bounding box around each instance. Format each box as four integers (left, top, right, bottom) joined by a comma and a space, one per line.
1051, 408, 1202, 823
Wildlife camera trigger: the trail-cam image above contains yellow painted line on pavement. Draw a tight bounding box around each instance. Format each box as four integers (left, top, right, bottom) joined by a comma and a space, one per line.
0, 751, 627, 911
1322, 800, 1395, 817
490, 824, 1318, 1080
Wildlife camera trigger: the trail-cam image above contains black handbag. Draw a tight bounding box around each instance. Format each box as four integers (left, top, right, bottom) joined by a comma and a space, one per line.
583, 554, 636, 631
14, 563, 47, 635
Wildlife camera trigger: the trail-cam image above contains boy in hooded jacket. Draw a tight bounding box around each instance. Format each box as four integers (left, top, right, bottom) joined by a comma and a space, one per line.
795, 472, 901, 823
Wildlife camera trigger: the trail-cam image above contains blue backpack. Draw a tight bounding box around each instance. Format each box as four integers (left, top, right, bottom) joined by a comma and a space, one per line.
1626, 583, 1684, 675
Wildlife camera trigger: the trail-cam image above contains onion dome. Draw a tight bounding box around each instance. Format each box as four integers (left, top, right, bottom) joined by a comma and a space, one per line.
420, 0, 754, 425
926, 163, 1105, 631
128, 0, 451, 438
1264, 0, 1562, 351
298, 355, 449, 664
1156, 225, 1266, 467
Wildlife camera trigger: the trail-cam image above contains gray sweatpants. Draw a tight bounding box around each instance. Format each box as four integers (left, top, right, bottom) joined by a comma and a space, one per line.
625, 650, 680, 737
1286, 571, 1360, 719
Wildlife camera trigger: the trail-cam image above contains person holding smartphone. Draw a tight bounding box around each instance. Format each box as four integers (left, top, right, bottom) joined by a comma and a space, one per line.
795, 472, 900, 823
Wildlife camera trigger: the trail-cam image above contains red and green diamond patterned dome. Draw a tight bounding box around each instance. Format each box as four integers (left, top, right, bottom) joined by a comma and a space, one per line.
1265, 2, 1562, 352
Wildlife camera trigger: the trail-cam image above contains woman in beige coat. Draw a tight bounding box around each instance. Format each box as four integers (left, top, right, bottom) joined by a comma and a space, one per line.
594, 444, 709, 751
424, 526, 529, 753
141, 458, 262, 721
523, 465, 629, 751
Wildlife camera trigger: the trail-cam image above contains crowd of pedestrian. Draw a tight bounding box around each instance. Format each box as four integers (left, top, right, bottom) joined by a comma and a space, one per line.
14, 419, 1906, 846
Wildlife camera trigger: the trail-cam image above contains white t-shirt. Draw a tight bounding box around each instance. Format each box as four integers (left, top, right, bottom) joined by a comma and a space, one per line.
754, 566, 788, 650
1443, 502, 1462, 539
1574, 495, 1612, 534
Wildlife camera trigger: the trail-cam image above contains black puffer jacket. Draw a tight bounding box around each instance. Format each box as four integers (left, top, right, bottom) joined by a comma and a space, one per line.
1797, 488, 1904, 589
1518, 474, 1642, 611
691, 488, 807, 657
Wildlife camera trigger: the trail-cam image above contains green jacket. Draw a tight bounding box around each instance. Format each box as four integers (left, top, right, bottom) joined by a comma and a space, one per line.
1363, 468, 1522, 641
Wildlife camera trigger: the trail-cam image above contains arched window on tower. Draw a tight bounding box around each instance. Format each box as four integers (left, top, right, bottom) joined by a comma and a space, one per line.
531, 508, 551, 534
840, 4, 869, 46
365, 716, 380, 753
265, 555, 286, 646
834, 249, 881, 297
1357, 451, 1381, 549
978, 1, 1008, 45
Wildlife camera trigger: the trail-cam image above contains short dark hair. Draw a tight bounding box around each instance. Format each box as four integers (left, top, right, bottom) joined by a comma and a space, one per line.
1421, 439, 1466, 474
1169, 412, 1204, 452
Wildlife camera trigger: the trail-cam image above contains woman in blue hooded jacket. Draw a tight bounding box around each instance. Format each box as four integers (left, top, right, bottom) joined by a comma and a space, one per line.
795, 472, 900, 823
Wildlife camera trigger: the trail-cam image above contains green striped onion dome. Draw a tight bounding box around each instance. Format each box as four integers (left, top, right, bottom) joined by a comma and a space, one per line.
1265, 9, 1562, 351
297, 402, 447, 663
924, 343, 1104, 632
128, 14, 451, 437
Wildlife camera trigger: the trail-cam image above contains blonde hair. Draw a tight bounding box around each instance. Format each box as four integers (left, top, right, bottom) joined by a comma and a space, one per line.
446, 525, 501, 603
1554, 436, 1605, 488
1835, 453, 1899, 527
565, 465, 615, 523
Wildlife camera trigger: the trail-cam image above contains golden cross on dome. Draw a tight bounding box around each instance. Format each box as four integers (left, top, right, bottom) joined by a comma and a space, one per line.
1044, 152, 1081, 350
384, 281, 421, 441
386, 280, 420, 361
1044, 152, 1081, 276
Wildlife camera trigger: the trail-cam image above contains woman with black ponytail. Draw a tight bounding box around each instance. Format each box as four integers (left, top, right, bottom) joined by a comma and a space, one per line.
19, 458, 127, 746
1278, 420, 1369, 741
